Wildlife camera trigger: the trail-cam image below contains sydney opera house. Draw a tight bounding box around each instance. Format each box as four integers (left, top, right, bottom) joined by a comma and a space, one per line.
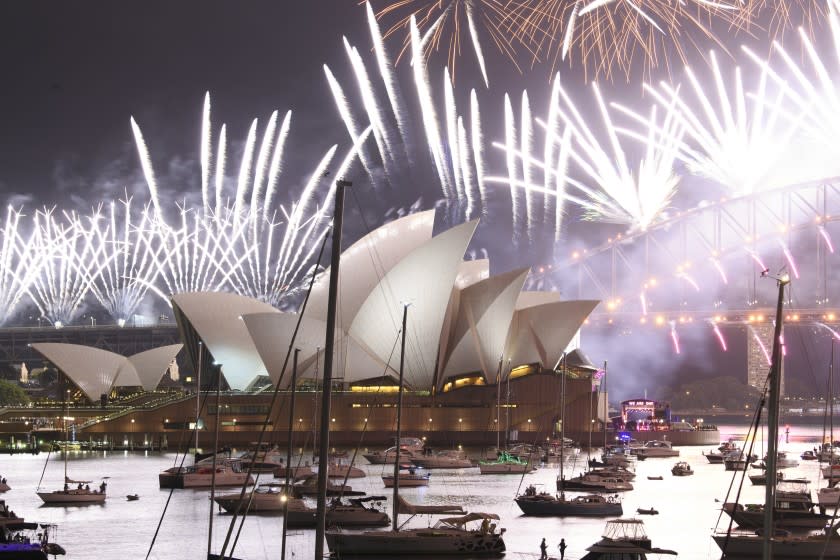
3, 210, 608, 449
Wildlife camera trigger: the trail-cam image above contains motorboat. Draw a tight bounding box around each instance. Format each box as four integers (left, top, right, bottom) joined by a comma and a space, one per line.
633, 440, 679, 459
713, 526, 840, 557
636, 507, 659, 515
670, 461, 693, 476
589, 465, 636, 480
557, 472, 633, 492
580, 519, 676, 560
515, 485, 622, 516
821, 462, 840, 480
762, 450, 799, 469
126, 494, 140, 501
382, 466, 430, 488
319, 461, 366, 479
326, 512, 506, 556
819, 486, 840, 509
287, 497, 391, 528
238, 445, 286, 474
721, 479, 831, 530
214, 482, 293, 514
703, 450, 725, 463
801, 450, 818, 461
479, 451, 536, 474
723, 450, 755, 471
292, 474, 365, 498
410, 449, 473, 469
363, 437, 426, 465
272, 462, 314, 481
158, 457, 254, 489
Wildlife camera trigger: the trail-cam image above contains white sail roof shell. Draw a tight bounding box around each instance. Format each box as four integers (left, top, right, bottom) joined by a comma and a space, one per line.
503, 300, 600, 375
31, 343, 126, 401
123, 344, 184, 391
454, 259, 490, 289
440, 268, 530, 385
515, 291, 562, 310
306, 210, 435, 332
171, 292, 278, 390
242, 313, 392, 388
348, 220, 478, 388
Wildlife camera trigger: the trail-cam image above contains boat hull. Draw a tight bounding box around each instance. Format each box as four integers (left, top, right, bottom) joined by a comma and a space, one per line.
325, 528, 505, 556
515, 496, 622, 516
721, 503, 831, 530
37, 490, 106, 504
713, 533, 840, 557
382, 476, 429, 487
158, 471, 254, 489
478, 464, 535, 475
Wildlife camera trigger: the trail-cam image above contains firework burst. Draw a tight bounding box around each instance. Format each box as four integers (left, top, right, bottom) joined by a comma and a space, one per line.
0, 207, 43, 325
488, 78, 684, 235
366, 0, 532, 86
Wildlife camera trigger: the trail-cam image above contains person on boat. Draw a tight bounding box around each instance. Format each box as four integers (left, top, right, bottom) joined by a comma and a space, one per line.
480, 518, 490, 534
84, 484, 90, 491
63, 483, 69, 492
77, 482, 83, 490
99, 481, 107, 493
558, 538, 567, 560
540, 537, 548, 560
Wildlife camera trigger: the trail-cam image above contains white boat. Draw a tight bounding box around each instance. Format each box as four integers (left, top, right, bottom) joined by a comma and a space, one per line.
671, 461, 693, 476
238, 446, 286, 474
763, 450, 799, 469
363, 438, 425, 464
36, 373, 108, 505
723, 450, 755, 471
478, 451, 536, 474
382, 467, 430, 488
633, 440, 679, 459
213, 483, 294, 513
581, 519, 676, 559
411, 449, 473, 469
819, 486, 840, 509
159, 456, 255, 489
37, 480, 107, 505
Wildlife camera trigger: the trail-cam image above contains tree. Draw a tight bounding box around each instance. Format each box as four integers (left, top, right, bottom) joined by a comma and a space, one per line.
0, 379, 30, 406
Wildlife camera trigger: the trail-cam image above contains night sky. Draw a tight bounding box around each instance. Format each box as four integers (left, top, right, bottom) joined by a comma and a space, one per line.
1, 1, 836, 400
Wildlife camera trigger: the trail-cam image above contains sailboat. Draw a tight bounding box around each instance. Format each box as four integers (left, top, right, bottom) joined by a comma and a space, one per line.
515, 355, 623, 517
36, 373, 107, 505
325, 301, 506, 556
713, 272, 840, 557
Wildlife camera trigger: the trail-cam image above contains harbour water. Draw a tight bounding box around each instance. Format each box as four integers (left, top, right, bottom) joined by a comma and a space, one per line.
0, 423, 834, 559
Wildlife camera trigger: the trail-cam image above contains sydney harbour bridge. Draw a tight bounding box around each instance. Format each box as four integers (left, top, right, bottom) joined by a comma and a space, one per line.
527, 175, 840, 396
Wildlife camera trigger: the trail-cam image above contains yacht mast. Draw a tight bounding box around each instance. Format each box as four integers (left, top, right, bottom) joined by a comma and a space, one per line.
392, 304, 408, 531
314, 179, 349, 560
762, 272, 789, 559
281, 348, 300, 560
602, 361, 608, 452
559, 353, 567, 495
195, 341, 202, 457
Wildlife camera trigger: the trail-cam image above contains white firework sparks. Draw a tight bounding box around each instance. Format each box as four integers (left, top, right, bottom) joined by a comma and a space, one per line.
614, 51, 801, 196
0, 207, 43, 325
488, 78, 683, 234
131, 95, 362, 307
28, 209, 114, 326
87, 198, 163, 324
323, 14, 486, 220
743, 0, 840, 182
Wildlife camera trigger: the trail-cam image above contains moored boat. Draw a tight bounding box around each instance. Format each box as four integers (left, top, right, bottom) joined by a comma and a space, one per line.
671, 461, 693, 476
159, 457, 254, 489
581, 519, 676, 559
411, 449, 473, 469
479, 451, 536, 474
382, 466, 429, 488
633, 440, 679, 459
515, 484, 622, 517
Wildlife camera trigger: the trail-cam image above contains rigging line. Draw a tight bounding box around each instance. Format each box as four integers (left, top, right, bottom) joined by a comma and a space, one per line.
146, 366, 217, 560
221, 228, 331, 559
